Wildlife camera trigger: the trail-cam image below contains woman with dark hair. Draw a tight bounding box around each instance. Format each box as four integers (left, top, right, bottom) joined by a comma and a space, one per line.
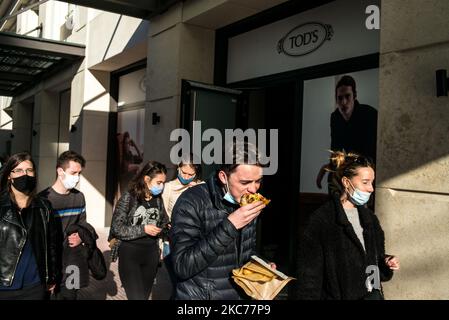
0, 152, 59, 300
110, 160, 169, 300
297, 151, 400, 300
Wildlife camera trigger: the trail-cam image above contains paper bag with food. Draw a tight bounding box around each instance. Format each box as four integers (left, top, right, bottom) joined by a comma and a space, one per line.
232, 256, 295, 300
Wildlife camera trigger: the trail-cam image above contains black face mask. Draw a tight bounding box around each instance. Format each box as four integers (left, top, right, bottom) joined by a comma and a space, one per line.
11, 175, 37, 194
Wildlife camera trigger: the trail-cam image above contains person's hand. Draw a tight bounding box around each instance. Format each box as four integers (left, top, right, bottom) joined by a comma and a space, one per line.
228, 201, 266, 230
269, 262, 277, 270
144, 224, 162, 236
68, 233, 82, 247
385, 255, 400, 270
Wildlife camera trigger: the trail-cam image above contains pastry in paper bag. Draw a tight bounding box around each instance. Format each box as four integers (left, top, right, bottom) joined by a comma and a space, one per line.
232, 255, 295, 300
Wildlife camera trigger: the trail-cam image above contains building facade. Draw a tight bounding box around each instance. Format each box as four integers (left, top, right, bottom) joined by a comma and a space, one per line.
1, 0, 448, 299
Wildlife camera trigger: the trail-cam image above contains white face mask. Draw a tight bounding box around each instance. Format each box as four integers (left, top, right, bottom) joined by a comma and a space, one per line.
347, 180, 371, 206
60, 171, 80, 189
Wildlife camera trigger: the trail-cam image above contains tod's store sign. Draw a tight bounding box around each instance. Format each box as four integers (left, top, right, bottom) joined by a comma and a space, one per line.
277, 22, 334, 57
226, 0, 379, 83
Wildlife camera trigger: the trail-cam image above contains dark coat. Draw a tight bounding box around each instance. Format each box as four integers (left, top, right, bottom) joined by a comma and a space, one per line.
110, 191, 169, 241
331, 102, 378, 163
63, 222, 98, 288
170, 174, 257, 300
297, 195, 393, 300
0, 191, 60, 287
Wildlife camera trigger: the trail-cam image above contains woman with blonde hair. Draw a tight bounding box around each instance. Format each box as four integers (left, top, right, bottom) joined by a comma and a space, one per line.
297, 151, 399, 300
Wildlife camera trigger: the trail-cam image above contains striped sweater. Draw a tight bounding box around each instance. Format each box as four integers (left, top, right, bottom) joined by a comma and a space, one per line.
39, 187, 87, 238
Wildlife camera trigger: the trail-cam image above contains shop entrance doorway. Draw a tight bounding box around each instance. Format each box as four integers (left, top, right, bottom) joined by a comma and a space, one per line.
181, 80, 300, 284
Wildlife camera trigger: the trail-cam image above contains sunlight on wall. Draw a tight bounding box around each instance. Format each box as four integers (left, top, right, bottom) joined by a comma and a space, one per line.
378, 154, 449, 194
80, 174, 105, 228
377, 188, 449, 299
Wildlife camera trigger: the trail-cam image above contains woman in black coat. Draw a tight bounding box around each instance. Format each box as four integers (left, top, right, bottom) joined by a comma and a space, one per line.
297, 151, 400, 300
0, 152, 59, 300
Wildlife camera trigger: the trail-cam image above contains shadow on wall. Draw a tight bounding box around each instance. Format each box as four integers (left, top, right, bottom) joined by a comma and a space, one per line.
125, 20, 149, 50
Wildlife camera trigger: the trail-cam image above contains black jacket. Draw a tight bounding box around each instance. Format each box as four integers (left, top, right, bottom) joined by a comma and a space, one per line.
170, 175, 257, 300
110, 191, 169, 241
0, 191, 60, 287
297, 195, 393, 300
331, 102, 378, 163
63, 222, 98, 288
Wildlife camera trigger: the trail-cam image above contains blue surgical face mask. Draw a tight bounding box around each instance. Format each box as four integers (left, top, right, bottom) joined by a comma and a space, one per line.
149, 184, 164, 196
223, 177, 239, 205
178, 170, 195, 185
347, 180, 371, 206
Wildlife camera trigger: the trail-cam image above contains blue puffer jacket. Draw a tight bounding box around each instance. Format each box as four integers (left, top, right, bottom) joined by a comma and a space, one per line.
170, 174, 257, 300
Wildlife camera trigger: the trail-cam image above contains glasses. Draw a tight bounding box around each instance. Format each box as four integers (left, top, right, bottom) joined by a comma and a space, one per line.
11, 168, 35, 175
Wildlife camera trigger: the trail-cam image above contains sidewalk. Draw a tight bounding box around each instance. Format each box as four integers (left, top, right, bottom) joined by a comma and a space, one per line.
77, 227, 173, 300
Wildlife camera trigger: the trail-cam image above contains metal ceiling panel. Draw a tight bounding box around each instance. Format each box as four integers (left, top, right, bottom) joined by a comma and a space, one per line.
61, 0, 181, 19
0, 31, 85, 96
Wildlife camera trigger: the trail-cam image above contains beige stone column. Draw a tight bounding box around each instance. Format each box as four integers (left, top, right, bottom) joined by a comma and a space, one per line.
378, 0, 449, 299
144, 3, 215, 174
32, 91, 59, 192
71, 66, 111, 228
75, 12, 151, 228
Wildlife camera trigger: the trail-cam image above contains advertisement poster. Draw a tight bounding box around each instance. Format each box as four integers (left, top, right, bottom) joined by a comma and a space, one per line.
115, 108, 145, 202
